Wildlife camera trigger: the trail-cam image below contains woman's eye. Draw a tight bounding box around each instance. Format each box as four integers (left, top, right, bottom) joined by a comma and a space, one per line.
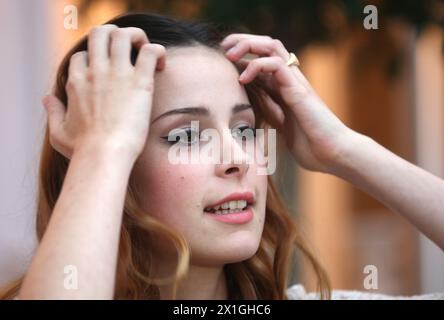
163, 125, 256, 146
162, 128, 199, 146
232, 125, 256, 140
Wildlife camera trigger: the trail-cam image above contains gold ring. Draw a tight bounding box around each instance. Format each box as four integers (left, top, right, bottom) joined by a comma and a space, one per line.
286, 52, 300, 67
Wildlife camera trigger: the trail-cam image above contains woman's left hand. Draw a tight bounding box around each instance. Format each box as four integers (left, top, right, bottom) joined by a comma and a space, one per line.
221, 34, 444, 252
221, 33, 360, 173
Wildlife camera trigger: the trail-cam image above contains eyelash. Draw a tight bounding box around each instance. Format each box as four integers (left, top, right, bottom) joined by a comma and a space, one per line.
162, 125, 257, 146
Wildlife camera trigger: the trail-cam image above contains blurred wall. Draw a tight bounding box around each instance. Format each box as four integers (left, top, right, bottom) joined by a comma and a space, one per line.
0, 0, 50, 285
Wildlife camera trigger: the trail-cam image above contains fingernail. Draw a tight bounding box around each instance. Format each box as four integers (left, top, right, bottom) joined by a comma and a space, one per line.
239, 72, 246, 82
226, 47, 237, 56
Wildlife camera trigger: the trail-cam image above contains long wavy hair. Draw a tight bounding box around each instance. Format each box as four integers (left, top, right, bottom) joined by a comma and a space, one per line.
1, 12, 330, 300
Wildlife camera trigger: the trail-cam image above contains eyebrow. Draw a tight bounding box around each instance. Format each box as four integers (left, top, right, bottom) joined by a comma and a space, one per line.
151, 103, 252, 124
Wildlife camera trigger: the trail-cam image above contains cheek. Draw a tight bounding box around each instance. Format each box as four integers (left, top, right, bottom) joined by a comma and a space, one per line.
135, 159, 208, 228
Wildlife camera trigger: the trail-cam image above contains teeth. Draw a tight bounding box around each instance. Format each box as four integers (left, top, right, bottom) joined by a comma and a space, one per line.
214, 208, 243, 215
228, 201, 237, 210
206, 199, 248, 213
237, 200, 246, 209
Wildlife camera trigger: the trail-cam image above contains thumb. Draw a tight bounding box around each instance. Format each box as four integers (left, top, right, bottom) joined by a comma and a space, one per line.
42, 94, 66, 132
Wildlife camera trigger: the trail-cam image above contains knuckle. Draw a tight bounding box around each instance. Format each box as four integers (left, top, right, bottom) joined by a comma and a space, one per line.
65, 78, 77, 91
139, 43, 152, 52
224, 34, 237, 41
139, 43, 150, 54
49, 135, 71, 158
89, 26, 103, 38
238, 40, 249, 49
272, 39, 282, 49
90, 24, 117, 37
111, 28, 127, 38
222, 33, 242, 45
87, 64, 107, 80
249, 59, 260, 69
152, 43, 166, 55
65, 74, 85, 92
48, 131, 61, 149
70, 51, 85, 60
86, 68, 98, 82
125, 27, 144, 34
139, 43, 158, 56
101, 24, 117, 30
68, 70, 83, 83
272, 56, 283, 64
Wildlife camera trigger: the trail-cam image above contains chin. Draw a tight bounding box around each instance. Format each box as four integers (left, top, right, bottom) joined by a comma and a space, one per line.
221, 244, 260, 264
192, 232, 262, 266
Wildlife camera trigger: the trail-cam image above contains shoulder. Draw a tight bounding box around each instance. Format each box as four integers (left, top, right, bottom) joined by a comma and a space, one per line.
286, 283, 444, 300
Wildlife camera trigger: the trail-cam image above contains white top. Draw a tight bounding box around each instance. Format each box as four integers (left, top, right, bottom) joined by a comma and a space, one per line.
287, 284, 444, 300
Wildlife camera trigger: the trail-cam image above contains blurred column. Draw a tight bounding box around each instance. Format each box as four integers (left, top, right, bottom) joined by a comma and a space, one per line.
0, 0, 51, 285
297, 44, 354, 291
414, 25, 444, 293
297, 22, 423, 295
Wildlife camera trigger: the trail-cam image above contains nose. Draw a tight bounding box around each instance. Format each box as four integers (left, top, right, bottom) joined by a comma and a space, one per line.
214, 129, 250, 178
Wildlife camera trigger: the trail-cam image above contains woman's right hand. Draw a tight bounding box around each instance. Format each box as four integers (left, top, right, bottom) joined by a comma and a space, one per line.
42, 24, 166, 160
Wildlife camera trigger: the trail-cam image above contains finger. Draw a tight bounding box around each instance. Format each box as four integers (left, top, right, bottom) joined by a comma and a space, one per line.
87, 24, 118, 68
234, 58, 249, 70
110, 27, 149, 68
225, 38, 289, 62
239, 56, 295, 87
42, 94, 66, 137
68, 51, 88, 79
220, 33, 271, 49
231, 54, 260, 74
232, 49, 310, 90
134, 43, 166, 90
235, 55, 309, 92
222, 35, 309, 85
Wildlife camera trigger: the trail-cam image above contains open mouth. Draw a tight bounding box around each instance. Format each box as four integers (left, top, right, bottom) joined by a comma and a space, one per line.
204, 199, 251, 215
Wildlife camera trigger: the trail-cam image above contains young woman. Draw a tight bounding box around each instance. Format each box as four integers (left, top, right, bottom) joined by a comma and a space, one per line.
1, 12, 444, 300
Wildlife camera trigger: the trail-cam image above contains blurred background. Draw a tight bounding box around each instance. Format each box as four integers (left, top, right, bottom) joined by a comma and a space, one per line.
1, 0, 443, 296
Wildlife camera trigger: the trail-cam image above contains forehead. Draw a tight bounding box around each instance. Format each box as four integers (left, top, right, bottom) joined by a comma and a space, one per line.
152, 46, 249, 112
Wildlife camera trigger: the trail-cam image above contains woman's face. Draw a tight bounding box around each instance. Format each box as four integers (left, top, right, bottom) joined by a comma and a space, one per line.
132, 46, 267, 267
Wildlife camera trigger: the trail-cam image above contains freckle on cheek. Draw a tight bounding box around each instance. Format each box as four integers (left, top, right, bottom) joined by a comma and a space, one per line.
180, 176, 184, 180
